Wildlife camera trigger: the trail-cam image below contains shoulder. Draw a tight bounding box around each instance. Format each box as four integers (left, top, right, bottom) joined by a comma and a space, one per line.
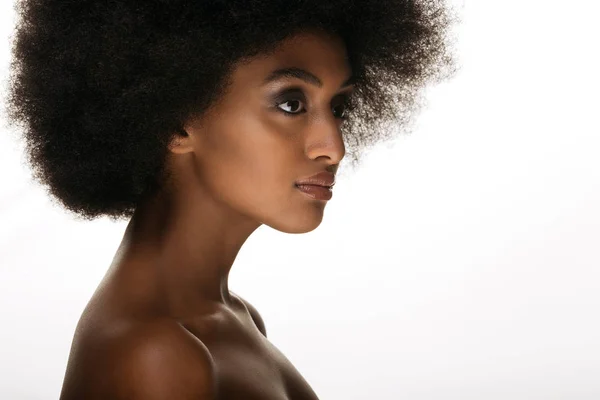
88, 319, 218, 400
231, 292, 267, 337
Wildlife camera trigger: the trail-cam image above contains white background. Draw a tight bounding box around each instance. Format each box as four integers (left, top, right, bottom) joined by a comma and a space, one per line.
1, 1, 599, 399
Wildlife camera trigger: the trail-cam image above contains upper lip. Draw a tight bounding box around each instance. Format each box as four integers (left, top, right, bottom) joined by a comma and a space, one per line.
295, 171, 336, 188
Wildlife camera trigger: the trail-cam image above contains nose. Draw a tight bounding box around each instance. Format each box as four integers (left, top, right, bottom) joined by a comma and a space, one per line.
305, 114, 346, 165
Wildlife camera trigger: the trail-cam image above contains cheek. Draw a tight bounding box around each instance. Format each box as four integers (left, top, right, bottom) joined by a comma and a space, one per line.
199, 118, 298, 209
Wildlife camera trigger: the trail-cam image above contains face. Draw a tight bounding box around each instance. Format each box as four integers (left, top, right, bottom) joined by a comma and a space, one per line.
171, 30, 354, 234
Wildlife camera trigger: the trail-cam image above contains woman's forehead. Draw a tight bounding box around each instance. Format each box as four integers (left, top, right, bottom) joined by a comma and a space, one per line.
230, 33, 352, 88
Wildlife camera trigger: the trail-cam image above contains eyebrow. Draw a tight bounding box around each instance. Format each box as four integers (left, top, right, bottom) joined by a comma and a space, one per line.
263, 67, 355, 89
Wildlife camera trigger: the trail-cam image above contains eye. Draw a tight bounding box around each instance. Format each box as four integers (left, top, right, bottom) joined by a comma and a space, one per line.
274, 92, 355, 120
276, 99, 306, 116
332, 102, 347, 120
332, 95, 354, 121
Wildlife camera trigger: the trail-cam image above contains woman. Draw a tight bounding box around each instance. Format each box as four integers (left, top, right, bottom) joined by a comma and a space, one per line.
5, 0, 455, 398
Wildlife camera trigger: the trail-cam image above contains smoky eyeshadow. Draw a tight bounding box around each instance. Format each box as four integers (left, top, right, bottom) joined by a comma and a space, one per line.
269, 87, 306, 104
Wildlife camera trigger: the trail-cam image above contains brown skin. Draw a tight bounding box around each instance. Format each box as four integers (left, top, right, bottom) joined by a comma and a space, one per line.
59, 30, 352, 400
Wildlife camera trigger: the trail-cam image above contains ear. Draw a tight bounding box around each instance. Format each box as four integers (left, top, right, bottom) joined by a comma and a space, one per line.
168, 129, 195, 154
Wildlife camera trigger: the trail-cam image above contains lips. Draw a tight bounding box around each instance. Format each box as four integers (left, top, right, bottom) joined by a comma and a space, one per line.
295, 183, 333, 200
295, 171, 335, 188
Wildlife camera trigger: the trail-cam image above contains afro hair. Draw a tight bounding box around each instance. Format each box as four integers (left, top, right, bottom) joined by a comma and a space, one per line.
3, 0, 458, 221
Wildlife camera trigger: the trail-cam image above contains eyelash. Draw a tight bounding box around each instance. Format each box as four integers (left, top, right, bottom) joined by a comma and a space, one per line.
275, 94, 354, 120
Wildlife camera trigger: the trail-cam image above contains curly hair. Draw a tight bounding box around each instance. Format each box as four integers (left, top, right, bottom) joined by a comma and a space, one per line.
3, 0, 457, 221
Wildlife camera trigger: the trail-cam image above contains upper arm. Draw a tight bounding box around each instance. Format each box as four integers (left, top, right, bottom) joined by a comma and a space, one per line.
232, 292, 267, 337
101, 321, 218, 400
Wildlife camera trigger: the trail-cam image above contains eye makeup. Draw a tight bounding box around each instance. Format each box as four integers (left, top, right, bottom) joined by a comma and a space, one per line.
269, 86, 354, 119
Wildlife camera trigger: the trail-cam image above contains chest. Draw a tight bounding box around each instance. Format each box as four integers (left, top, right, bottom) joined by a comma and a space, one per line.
184, 312, 320, 400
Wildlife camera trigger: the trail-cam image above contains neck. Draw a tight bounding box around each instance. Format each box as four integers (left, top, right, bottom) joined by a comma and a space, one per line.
110, 180, 261, 317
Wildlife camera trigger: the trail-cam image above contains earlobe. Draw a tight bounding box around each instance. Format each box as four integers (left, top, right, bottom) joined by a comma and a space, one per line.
168, 129, 194, 154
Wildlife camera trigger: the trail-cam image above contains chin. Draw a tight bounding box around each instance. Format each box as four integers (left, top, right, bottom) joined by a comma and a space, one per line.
266, 210, 325, 234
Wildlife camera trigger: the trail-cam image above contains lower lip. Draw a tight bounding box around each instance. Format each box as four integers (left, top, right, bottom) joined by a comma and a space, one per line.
295, 184, 333, 201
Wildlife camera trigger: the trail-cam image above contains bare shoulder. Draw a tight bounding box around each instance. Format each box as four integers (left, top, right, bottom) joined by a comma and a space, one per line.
62, 319, 218, 400
230, 291, 267, 337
